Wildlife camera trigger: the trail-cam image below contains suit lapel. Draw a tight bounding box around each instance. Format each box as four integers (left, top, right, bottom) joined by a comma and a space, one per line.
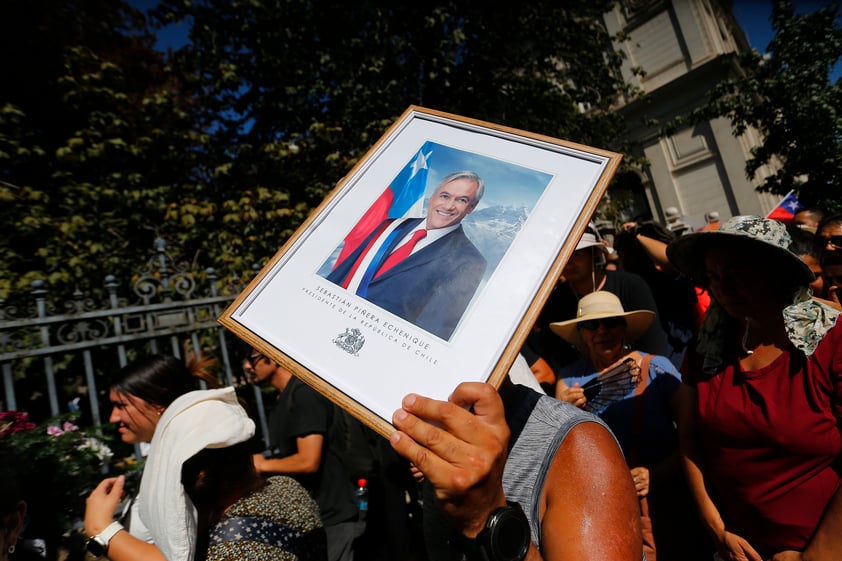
372, 224, 463, 282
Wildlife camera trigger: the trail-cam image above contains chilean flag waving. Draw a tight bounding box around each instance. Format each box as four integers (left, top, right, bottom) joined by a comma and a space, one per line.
333, 142, 433, 267
766, 190, 805, 223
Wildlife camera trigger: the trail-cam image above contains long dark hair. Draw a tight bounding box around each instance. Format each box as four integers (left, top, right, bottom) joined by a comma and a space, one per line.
112, 354, 220, 408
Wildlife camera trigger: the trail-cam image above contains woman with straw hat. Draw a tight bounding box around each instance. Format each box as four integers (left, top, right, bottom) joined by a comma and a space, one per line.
551, 291, 709, 561
667, 215, 842, 561
550, 292, 678, 455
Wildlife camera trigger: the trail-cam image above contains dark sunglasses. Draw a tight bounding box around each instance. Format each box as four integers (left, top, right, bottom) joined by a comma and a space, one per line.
820, 235, 842, 249
248, 351, 266, 362
577, 317, 626, 331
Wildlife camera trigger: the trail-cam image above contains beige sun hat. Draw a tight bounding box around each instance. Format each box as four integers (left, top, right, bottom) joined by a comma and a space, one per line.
550, 291, 655, 350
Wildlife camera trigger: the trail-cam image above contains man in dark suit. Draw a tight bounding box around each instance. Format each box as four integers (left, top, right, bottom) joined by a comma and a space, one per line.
326, 171, 487, 341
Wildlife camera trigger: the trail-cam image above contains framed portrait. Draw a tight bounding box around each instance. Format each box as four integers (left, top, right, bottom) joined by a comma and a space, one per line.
219, 106, 621, 436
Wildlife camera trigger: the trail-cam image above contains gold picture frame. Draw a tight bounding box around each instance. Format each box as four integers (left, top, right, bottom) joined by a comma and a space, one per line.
219, 106, 621, 437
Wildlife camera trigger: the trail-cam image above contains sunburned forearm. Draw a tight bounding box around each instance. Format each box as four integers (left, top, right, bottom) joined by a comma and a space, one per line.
636, 233, 674, 273
253, 434, 323, 475
253, 453, 319, 475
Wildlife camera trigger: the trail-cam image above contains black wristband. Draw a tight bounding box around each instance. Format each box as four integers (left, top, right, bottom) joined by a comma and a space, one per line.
452, 501, 531, 561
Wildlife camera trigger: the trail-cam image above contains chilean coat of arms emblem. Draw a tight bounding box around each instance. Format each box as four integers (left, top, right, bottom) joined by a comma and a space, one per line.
333, 327, 365, 355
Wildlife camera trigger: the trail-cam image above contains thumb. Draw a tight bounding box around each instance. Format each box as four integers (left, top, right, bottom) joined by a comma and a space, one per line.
110, 474, 126, 496
449, 382, 504, 423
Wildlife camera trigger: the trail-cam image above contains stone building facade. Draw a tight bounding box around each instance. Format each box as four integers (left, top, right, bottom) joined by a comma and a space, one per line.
602, 0, 782, 229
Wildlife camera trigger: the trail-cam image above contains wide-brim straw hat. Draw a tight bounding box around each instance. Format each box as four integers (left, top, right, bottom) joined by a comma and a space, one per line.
666, 215, 815, 286
550, 291, 655, 350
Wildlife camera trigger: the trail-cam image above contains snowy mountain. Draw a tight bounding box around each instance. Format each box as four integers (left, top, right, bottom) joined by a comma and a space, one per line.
462, 204, 530, 280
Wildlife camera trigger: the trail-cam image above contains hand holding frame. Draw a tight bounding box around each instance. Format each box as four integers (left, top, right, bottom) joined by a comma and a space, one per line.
389, 382, 509, 538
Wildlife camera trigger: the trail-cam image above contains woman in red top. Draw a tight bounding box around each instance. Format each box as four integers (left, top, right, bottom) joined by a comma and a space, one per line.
667, 215, 842, 561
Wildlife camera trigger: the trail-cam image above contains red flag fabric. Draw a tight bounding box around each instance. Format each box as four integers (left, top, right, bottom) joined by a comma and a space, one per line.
766, 191, 805, 223
333, 143, 432, 267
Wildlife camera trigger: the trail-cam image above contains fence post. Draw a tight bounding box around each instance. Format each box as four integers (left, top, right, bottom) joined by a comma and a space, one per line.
105, 275, 128, 369
32, 281, 60, 415
2, 364, 14, 412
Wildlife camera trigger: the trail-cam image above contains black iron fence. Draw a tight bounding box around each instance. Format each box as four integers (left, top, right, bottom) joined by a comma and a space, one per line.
0, 238, 271, 446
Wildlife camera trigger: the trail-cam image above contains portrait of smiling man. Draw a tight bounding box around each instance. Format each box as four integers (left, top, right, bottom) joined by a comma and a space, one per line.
325, 170, 487, 341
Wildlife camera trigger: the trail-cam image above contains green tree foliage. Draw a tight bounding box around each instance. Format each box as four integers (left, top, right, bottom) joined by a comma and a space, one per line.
0, 0, 211, 299
2, 0, 637, 301
669, 0, 842, 215
153, 0, 638, 267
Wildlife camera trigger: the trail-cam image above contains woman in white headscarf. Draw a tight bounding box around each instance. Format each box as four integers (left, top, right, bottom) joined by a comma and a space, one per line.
86, 387, 326, 561
83, 354, 220, 561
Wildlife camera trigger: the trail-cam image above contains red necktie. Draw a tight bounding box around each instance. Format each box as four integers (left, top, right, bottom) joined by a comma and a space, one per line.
375, 229, 427, 278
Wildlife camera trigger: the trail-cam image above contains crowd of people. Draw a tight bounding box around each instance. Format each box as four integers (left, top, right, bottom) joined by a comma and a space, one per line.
516, 209, 841, 561
2, 207, 841, 561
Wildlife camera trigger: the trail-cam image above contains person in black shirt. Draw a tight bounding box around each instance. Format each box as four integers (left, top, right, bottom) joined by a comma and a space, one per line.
246, 350, 360, 561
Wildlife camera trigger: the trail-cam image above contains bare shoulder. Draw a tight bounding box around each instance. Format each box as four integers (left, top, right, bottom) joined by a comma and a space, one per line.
539, 421, 641, 561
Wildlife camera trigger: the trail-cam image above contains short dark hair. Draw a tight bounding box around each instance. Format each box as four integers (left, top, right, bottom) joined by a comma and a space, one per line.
786, 224, 820, 259
797, 207, 825, 223
181, 441, 257, 512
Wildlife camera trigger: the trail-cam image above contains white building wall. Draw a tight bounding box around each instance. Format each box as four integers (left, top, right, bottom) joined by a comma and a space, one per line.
626, 11, 688, 91
604, 0, 780, 226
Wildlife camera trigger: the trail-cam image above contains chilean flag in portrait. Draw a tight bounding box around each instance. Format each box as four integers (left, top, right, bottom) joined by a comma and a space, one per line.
333, 142, 433, 267
766, 190, 805, 223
